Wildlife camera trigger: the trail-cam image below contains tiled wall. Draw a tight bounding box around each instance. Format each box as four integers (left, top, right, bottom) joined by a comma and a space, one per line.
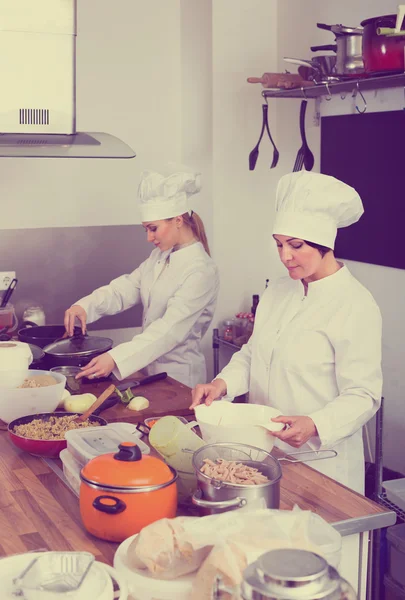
0, 225, 151, 330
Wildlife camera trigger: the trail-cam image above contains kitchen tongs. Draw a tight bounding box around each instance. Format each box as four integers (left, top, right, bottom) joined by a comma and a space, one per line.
249, 103, 279, 170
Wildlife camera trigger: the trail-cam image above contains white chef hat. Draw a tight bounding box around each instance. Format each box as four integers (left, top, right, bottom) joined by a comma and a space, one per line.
273, 171, 364, 248
138, 165, 202, 222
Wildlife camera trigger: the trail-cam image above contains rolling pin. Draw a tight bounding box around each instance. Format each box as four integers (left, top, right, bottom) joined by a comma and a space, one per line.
247, 72, 315, 89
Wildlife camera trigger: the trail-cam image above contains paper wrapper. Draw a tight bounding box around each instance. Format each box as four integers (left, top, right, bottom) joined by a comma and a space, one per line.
125, 506, 341, 598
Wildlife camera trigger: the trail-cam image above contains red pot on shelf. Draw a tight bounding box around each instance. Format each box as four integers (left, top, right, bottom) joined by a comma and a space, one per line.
361, 14, 405, 73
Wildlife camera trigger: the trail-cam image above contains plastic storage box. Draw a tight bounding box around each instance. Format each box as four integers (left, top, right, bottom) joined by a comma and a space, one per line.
383, 479, 405, 512
65, 422, 150, 467
60, 448, 82, 496
387, 523, 405, 590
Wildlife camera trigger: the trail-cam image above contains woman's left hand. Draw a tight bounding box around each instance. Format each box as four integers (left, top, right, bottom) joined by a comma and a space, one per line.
76, 353, 116, 380
270, 415, 317, 448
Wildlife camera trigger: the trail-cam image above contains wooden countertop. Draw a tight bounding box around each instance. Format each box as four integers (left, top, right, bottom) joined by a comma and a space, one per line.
0, 376, 396, 560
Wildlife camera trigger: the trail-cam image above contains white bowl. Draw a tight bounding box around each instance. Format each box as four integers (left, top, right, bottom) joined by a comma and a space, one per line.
0, 369, 66, 424
194, 402, 285, 452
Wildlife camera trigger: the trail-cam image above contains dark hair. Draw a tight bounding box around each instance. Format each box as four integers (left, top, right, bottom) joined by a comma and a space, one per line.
304, 240, 331, 258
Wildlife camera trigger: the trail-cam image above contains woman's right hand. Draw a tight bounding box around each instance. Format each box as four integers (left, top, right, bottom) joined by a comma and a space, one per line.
64, 305, 87, 336
189, 378, 227, 409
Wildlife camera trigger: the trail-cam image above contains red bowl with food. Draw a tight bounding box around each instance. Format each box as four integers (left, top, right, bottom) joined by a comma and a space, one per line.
8, 412, 108, 457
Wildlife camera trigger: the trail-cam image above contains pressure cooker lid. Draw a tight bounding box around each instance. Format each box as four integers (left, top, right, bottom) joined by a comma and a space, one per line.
325, 23, 363, 35
81, 442, 177, 489
43, 333, 113, 357
241, 549, 341, 599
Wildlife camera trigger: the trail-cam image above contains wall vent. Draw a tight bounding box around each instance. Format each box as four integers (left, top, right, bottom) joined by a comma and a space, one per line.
19, 109, 50, 126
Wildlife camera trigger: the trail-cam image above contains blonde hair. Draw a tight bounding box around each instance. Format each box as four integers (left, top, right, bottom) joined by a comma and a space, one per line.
183, 212, 211, 256
167, 212, 210, 255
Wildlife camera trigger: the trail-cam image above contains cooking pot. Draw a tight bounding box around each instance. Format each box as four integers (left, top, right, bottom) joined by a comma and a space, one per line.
361, 14, 405, 73
314, 22, 364, 76
80, 442, 178, 542
191, 443, 337, 515
43, 332, 113, 368
18, 324, 82, 348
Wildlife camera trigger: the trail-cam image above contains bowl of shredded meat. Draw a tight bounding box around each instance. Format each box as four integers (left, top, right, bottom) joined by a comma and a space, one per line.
8, 412, 107, 457
191, 442, 282, 515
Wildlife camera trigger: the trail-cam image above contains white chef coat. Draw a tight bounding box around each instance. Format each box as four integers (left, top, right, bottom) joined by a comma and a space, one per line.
77, 242, 219, 387
217, 265, 382, 494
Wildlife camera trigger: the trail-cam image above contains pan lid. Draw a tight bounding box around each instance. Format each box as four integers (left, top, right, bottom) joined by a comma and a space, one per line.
241, 549, 343, 599
80, 442, 176, 489
43, 333, 113, 358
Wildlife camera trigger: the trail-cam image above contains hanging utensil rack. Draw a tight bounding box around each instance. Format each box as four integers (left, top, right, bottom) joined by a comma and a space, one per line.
261, 72, 405, 99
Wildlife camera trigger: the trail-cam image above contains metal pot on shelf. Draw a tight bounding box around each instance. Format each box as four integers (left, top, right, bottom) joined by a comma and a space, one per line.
284, 56, 340, 84
191, 442, 337, 515
314, 22, 364, 76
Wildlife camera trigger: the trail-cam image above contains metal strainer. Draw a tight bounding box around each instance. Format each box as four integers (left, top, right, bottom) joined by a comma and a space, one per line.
13, 552, 95, 597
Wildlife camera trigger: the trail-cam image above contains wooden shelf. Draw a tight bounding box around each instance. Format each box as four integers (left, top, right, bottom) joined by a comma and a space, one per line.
261, 72, 405, 99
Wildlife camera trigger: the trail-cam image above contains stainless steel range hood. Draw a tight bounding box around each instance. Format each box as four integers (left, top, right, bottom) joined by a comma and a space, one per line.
0, 0, 136, 159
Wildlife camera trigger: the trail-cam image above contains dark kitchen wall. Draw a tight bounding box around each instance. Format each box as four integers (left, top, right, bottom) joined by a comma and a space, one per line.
321, 110, 405, 271
0, 225, 151, 330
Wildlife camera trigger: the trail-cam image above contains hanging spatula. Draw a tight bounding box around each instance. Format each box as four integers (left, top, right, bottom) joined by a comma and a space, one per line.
293, 100, 314, 172
249, 103, 279, 170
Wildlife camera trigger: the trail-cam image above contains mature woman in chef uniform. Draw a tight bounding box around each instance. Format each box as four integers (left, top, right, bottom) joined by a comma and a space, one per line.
191, 171, 383, 494
64, 168, 219, 388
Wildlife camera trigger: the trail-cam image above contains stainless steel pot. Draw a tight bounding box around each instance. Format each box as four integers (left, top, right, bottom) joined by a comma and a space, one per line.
314, 22, 364, 76
191, 443, 337, 515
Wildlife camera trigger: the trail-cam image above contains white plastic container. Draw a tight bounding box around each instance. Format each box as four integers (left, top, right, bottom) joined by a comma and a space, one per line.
383, 478, 405, 512
0, 369, 66, 423
194, 402, 284, 452
0, 340, 32, 389
148, 416, 204, 473
65, 422, 150, 467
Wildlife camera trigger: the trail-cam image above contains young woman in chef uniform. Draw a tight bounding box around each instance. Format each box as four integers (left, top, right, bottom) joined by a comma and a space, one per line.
191, 171, 383, 494
64, 168, 219, 389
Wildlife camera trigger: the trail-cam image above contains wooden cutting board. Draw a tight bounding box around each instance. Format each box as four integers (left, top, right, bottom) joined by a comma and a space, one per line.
81, 374, 194, 424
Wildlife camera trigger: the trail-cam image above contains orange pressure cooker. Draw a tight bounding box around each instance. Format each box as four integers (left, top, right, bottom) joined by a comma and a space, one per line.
80, 442, 178, 542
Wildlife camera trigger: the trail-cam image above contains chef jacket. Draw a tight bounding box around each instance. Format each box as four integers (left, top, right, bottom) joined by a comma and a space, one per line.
217, 265, 382, 493
77, 242, 219, 388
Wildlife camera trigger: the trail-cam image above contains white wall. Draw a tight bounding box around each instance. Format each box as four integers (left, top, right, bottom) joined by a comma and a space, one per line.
212, 0, 281, 330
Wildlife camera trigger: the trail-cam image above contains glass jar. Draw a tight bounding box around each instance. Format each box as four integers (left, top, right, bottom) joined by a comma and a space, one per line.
220, 319, 234, 343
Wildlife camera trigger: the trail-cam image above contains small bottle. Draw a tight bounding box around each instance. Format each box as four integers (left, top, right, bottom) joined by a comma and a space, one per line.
251, 294, 259, 317
221, 320, 234, 343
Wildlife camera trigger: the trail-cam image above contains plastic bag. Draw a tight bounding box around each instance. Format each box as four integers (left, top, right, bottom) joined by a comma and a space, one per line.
125, 506, 341, 586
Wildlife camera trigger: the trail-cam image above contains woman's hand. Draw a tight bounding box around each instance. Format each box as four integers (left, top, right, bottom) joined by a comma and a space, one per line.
270, 415, 317, 448
76, 353, 116, 380
64, 304, 87, 336
189, 379, 227, 409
